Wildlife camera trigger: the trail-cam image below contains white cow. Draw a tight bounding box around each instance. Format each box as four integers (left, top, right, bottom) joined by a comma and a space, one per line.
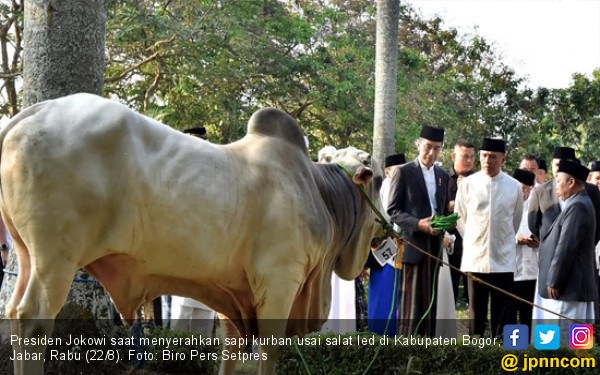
0, 93, 384, 374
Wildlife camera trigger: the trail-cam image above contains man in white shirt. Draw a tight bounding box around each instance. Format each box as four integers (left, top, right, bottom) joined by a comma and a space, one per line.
455, 137, 523, 337
511, 168, 538, 331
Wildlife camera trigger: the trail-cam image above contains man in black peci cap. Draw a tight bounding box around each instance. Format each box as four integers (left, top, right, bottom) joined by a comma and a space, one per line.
455, 137, 523, 337
529, 147, 600, 249
537, 159, 548, 184
388, 125, 450, 337
588, 161, 600, 190
535, 160, 597, 342
530, 147, 580, 242
511, 168, 539, 331
529, 147, 600, 325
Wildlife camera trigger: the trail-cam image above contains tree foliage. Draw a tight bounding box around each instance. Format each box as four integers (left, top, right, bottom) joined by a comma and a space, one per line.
0, 0, 23, 116
1, 0, 599, 168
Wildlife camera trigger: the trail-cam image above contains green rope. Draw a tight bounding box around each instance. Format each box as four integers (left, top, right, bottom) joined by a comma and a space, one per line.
413, 236, 444, 335
335, 163, 391, 227
430, 212, 460, 231
293, 340, 313, 375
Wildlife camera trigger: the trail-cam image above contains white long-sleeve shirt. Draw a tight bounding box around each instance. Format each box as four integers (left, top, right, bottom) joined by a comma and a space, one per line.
455, 171, 523, 273
515, 198, 538, 281
380, 177, 391, 209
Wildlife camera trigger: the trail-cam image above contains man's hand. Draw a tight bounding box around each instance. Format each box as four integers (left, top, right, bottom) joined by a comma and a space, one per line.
417, 215, 440, 236
547, 286, 560, 299
517, 235, 539, 248
527, 237, 540, 248
516, 235, 529, 245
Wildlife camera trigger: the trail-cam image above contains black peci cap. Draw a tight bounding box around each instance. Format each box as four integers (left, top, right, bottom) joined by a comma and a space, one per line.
558, 160, 589, 182
588, 161, 600, 172
419, 125, 445, 142
183, 127, 208, 138
552, 146, 576, 160
513, 168, 536, 186
538, 158, 547, 171
481, 137, 505, 153
384, 153, 406, 168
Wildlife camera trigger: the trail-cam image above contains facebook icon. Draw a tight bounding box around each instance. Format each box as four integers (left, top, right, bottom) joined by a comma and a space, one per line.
503, 324, 529, 349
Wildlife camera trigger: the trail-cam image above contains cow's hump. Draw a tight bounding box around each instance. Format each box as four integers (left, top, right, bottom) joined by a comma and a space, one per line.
246, 108, 307, 152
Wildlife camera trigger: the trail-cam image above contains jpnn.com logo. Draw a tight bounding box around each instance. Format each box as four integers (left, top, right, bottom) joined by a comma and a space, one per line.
503, 325, 529, 350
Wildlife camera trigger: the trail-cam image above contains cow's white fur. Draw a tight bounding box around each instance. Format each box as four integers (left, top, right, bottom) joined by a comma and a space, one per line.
0, 94, 383, 374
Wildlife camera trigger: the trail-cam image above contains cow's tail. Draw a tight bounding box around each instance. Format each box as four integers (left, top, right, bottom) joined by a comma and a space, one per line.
0, 101, 48, 208
0, 101, 47, 155
0, 103, 48, 315
0, 102, 46, 258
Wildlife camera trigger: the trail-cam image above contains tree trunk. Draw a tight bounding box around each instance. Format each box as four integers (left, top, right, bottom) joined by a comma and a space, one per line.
22, 0, 106, 106
0, 0, 111, 321
372, 0, 400, 166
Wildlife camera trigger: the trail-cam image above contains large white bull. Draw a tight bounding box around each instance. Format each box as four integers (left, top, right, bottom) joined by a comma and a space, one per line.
0, 93, 383, 374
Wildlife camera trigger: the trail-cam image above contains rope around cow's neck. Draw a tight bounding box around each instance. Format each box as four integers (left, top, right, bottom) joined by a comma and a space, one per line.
335, 162, 395, 234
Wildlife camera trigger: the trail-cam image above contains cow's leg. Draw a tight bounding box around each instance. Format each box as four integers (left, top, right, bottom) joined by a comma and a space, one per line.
5, 239, 31, 320
12, 259, 77, 375
218, 314, 242, 375
255, 280, 300, 375
256, 320, 287, 375
6, 239, 32, 375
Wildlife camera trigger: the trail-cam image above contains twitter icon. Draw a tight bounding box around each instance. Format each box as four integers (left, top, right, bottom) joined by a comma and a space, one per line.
534, 324, 560, 350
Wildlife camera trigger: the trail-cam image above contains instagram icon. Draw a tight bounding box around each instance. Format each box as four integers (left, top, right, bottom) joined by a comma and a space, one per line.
569, 324, 594, 349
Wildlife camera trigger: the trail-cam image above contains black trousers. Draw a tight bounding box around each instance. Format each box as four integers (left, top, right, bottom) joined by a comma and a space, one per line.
467, 272, 515, 337
512, 279, 536, 330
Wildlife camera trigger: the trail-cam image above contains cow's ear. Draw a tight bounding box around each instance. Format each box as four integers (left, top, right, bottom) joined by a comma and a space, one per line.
352, 166, 373, 187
